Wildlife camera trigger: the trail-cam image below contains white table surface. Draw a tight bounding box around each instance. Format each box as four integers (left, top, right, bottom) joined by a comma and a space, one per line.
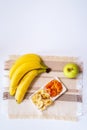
0, 0, 87, 129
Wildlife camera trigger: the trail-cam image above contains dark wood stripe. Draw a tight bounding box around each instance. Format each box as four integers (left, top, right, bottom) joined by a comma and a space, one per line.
57, 94, 82, 102
4, 60, 83, 72
3, 87, 80, 93
3, 92, 82, 102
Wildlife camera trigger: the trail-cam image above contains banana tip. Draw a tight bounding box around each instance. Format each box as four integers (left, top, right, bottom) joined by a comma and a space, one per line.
16, 100, 21, 104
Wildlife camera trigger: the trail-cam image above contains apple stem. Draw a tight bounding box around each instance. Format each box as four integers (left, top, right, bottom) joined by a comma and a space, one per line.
67, 68, 73, 72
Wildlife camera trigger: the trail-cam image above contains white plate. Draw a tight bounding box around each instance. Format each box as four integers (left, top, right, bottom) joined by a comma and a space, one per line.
30, 77, 67, 111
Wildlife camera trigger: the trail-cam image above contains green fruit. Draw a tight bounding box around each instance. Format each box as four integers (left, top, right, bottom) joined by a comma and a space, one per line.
63, 63, 79, 78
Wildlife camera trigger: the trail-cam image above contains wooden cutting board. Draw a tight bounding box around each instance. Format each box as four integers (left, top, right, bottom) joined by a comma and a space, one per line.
3, 55, 83, 121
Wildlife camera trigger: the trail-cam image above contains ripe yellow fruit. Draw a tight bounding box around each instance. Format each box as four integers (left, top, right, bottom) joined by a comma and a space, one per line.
9, 62, 47, 96
9, 53, 50, 103
15, 69, 46, 103
9, 53, 42, 79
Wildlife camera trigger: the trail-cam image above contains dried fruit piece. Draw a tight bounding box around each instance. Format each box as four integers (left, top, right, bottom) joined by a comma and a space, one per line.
31, 89, 53, 111
44, 79, 63, 97
37, 101, 44, 109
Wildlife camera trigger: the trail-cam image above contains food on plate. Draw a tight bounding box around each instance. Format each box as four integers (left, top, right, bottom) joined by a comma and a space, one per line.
44, 79, 63, 97
63, 63, 79, 78
31, 89, 53, 111
9, 53, 50, 103
30, 78, 67, 111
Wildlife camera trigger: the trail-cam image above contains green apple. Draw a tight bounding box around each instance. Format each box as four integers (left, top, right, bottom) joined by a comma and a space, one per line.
63, 63, 79, 78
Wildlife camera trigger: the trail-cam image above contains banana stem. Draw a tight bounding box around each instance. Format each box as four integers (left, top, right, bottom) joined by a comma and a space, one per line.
38, 67, 51, 74
41, 62, 51, 73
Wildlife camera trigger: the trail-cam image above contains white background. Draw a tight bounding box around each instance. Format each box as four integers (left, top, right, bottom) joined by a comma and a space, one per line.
0, 0, 87, 130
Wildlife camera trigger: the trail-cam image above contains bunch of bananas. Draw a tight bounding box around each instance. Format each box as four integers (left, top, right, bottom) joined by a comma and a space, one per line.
9, 53, 50, 103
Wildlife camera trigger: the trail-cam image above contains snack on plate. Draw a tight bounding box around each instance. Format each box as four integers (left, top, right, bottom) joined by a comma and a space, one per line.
44, 79, 63, 97
30, 77, 67, 111
31, 89, 53, 111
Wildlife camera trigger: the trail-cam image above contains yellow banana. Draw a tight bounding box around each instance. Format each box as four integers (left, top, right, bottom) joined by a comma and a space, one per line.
9, 53, 42, 79
9, 62, 47, 96
15, 69, 46, 103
